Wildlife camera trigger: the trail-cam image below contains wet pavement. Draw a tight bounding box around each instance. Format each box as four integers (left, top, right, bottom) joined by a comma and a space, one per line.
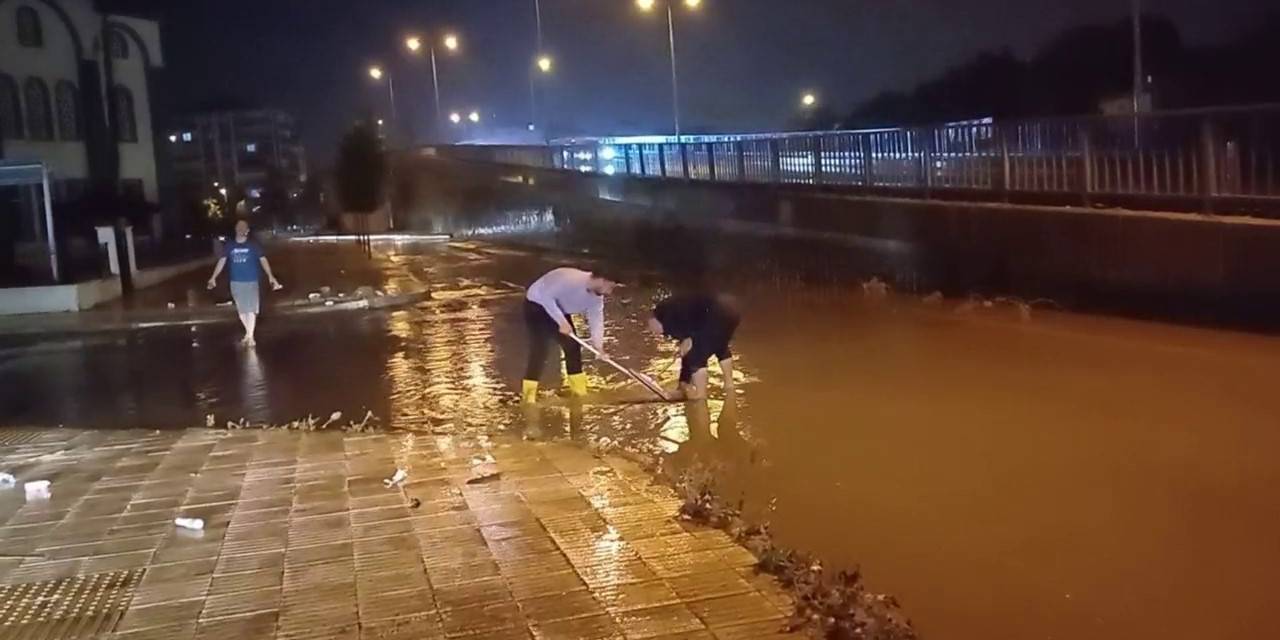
0, 427, 792, 639
3, 233, 1280, 639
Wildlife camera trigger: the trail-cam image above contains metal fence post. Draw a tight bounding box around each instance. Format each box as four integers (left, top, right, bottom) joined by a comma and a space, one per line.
1000, 126, 1012, 201
659, 144, 668, 178
680, 142, 690, 179
637, 144, 647, 176
858, 134, 872, 186
624, 145, 634, 175
811, 135, 824, 185
1200, 118, 1219, 213
735, 141, 747, 180
1080, 125, 1093, 206
921, 128, 933, 197
769, 139, 782, 182
706, 143, 716, 181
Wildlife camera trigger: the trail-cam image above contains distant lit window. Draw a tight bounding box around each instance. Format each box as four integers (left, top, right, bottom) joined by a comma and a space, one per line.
108, 30, 130, 60
245, 143, 257, 153
0, 74, 22, 139
16, 6, 43, 48
24, 77, 52, 141
182, 131, 193, 142
55, 80, 81, 140
110, 85, 137, 142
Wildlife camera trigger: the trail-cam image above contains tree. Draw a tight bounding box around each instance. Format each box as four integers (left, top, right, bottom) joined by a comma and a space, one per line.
334, 122, 385, 214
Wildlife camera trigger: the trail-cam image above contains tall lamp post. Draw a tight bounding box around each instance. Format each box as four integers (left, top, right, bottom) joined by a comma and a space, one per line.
636, 0, 702, 141
530, 0, 554, 138
368, 65, 397, 130
406, 32, 461, 142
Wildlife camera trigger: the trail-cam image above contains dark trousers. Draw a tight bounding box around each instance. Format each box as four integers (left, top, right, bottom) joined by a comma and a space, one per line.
524, 301, 583, 381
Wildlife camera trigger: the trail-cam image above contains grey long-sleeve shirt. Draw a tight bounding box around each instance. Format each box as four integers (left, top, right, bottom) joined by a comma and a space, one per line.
526, 267, 605, 350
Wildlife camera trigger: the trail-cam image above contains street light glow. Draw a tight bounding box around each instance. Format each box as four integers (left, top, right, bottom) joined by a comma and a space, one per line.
636, 0, 656, 11
368, 66, 384, 80
443, 34, 459, 51
685, 0, 702, 8
802, 92, 818, 107
537, 55, 553, 73
468, 111, 480, 123
405, 36, 422, 53
449, 112, 462, 124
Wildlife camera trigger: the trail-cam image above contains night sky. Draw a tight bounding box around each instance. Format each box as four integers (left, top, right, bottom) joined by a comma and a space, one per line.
105, 0, 1272, 167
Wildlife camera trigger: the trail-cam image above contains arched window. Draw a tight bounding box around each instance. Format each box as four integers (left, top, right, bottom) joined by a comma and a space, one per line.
24, 77, 52, 141
0, 74, 22, 139
55, 80, 81, 140
111, 85, 137, 142
108, 30, 129, 60
16, 6, 43, 48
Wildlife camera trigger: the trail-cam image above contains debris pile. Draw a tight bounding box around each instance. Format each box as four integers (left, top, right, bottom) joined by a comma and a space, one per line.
212, 410, 381, 433
673, 466, 917, 640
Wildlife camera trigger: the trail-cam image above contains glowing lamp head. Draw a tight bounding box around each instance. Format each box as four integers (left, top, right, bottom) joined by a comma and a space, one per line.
368, 66, 384, 80
468, 111, 480, 123
405, 36, 422, 53
537, 55, 553, 73
636, 0, 656, 11
443, 34, 459, 51
802, 93, 818, 107
685, 0, 702, 8
449, 112, 462, 124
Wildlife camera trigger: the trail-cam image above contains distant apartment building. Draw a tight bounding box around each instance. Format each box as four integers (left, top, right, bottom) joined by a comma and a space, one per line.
166, 109, 308, 211
0, 0, 164, 247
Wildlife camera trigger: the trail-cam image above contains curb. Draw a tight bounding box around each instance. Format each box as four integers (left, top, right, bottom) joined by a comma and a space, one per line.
0, 290, 431, 338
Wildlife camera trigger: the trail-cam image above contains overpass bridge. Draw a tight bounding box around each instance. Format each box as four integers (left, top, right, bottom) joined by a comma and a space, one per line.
438, 104, 1280, 217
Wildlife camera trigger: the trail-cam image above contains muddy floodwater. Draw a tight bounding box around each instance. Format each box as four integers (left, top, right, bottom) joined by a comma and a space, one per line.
2, 231, 1278, 640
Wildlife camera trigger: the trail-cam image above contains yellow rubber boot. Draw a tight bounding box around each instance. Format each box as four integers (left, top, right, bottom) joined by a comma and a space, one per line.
521, 380, 539, 404
566, 373, 588, 397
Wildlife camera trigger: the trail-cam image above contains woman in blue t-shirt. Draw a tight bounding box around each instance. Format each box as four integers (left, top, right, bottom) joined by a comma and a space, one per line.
207, 219, 282, 346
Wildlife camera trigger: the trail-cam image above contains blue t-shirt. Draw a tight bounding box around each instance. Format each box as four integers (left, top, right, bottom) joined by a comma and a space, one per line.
224, 239, 263, 283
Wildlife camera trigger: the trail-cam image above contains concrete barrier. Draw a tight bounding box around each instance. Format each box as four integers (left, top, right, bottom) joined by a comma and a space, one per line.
0, 257, 214, 316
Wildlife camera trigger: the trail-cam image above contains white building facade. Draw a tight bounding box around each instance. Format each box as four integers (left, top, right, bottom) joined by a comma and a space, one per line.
0, 0, 163, 220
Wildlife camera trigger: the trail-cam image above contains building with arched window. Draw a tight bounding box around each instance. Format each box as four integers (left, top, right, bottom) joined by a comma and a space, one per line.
0, 0, 163, 283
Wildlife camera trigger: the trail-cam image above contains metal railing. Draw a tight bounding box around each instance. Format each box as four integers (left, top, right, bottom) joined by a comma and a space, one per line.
433, 105, 1280, 214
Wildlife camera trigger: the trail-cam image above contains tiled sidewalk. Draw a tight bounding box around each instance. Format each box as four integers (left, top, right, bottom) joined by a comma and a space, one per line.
0, 428, 794, 639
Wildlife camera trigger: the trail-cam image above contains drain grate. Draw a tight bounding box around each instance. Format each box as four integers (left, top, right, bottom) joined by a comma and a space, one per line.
0, 431, 44, 447
0, 568, 143, 639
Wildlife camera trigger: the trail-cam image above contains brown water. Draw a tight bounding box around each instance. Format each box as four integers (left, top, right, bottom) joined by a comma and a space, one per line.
2, 238, 1278, 639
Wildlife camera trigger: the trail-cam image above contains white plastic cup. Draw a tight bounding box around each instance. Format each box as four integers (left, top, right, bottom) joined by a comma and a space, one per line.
174, 517, 205, 531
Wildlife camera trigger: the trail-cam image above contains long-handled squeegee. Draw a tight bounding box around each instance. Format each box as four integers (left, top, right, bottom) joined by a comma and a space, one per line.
568, 334, 670, 401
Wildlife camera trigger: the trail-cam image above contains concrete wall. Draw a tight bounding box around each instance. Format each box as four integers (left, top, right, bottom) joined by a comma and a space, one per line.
396, 155, 1280, 317
0, 255, 210, 314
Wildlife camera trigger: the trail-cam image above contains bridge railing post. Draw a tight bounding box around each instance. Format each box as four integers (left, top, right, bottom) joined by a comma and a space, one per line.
1080, 124, 1093, 207
769, 139, 782, 183
735, 141, 747, 181
1200, 118, 1219, 213
811, 135, 824, 185
1000, 126, 1012, 201
680, 142, 691, 179
706, 143, 717, 181
921, 128, 934, 198
637, 144, 647, 176
659, 144, 668, 178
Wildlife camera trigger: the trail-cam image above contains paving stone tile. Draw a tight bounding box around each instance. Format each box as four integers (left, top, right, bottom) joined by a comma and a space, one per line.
518, 589, 606, 624
531, 613, 625, 640
192, 610, 278, 640
610, 603, 706, 639
685, 592, 784, 629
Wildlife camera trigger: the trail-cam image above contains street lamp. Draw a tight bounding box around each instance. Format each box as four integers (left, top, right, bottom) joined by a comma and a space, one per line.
801, 92, 818, 108
468, 111, 480, 123
537, 55, 553, 73
449, 112, 462, 124
636, 0, 702, 140
405, 32, 462, 141
368, 65, 397, 128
